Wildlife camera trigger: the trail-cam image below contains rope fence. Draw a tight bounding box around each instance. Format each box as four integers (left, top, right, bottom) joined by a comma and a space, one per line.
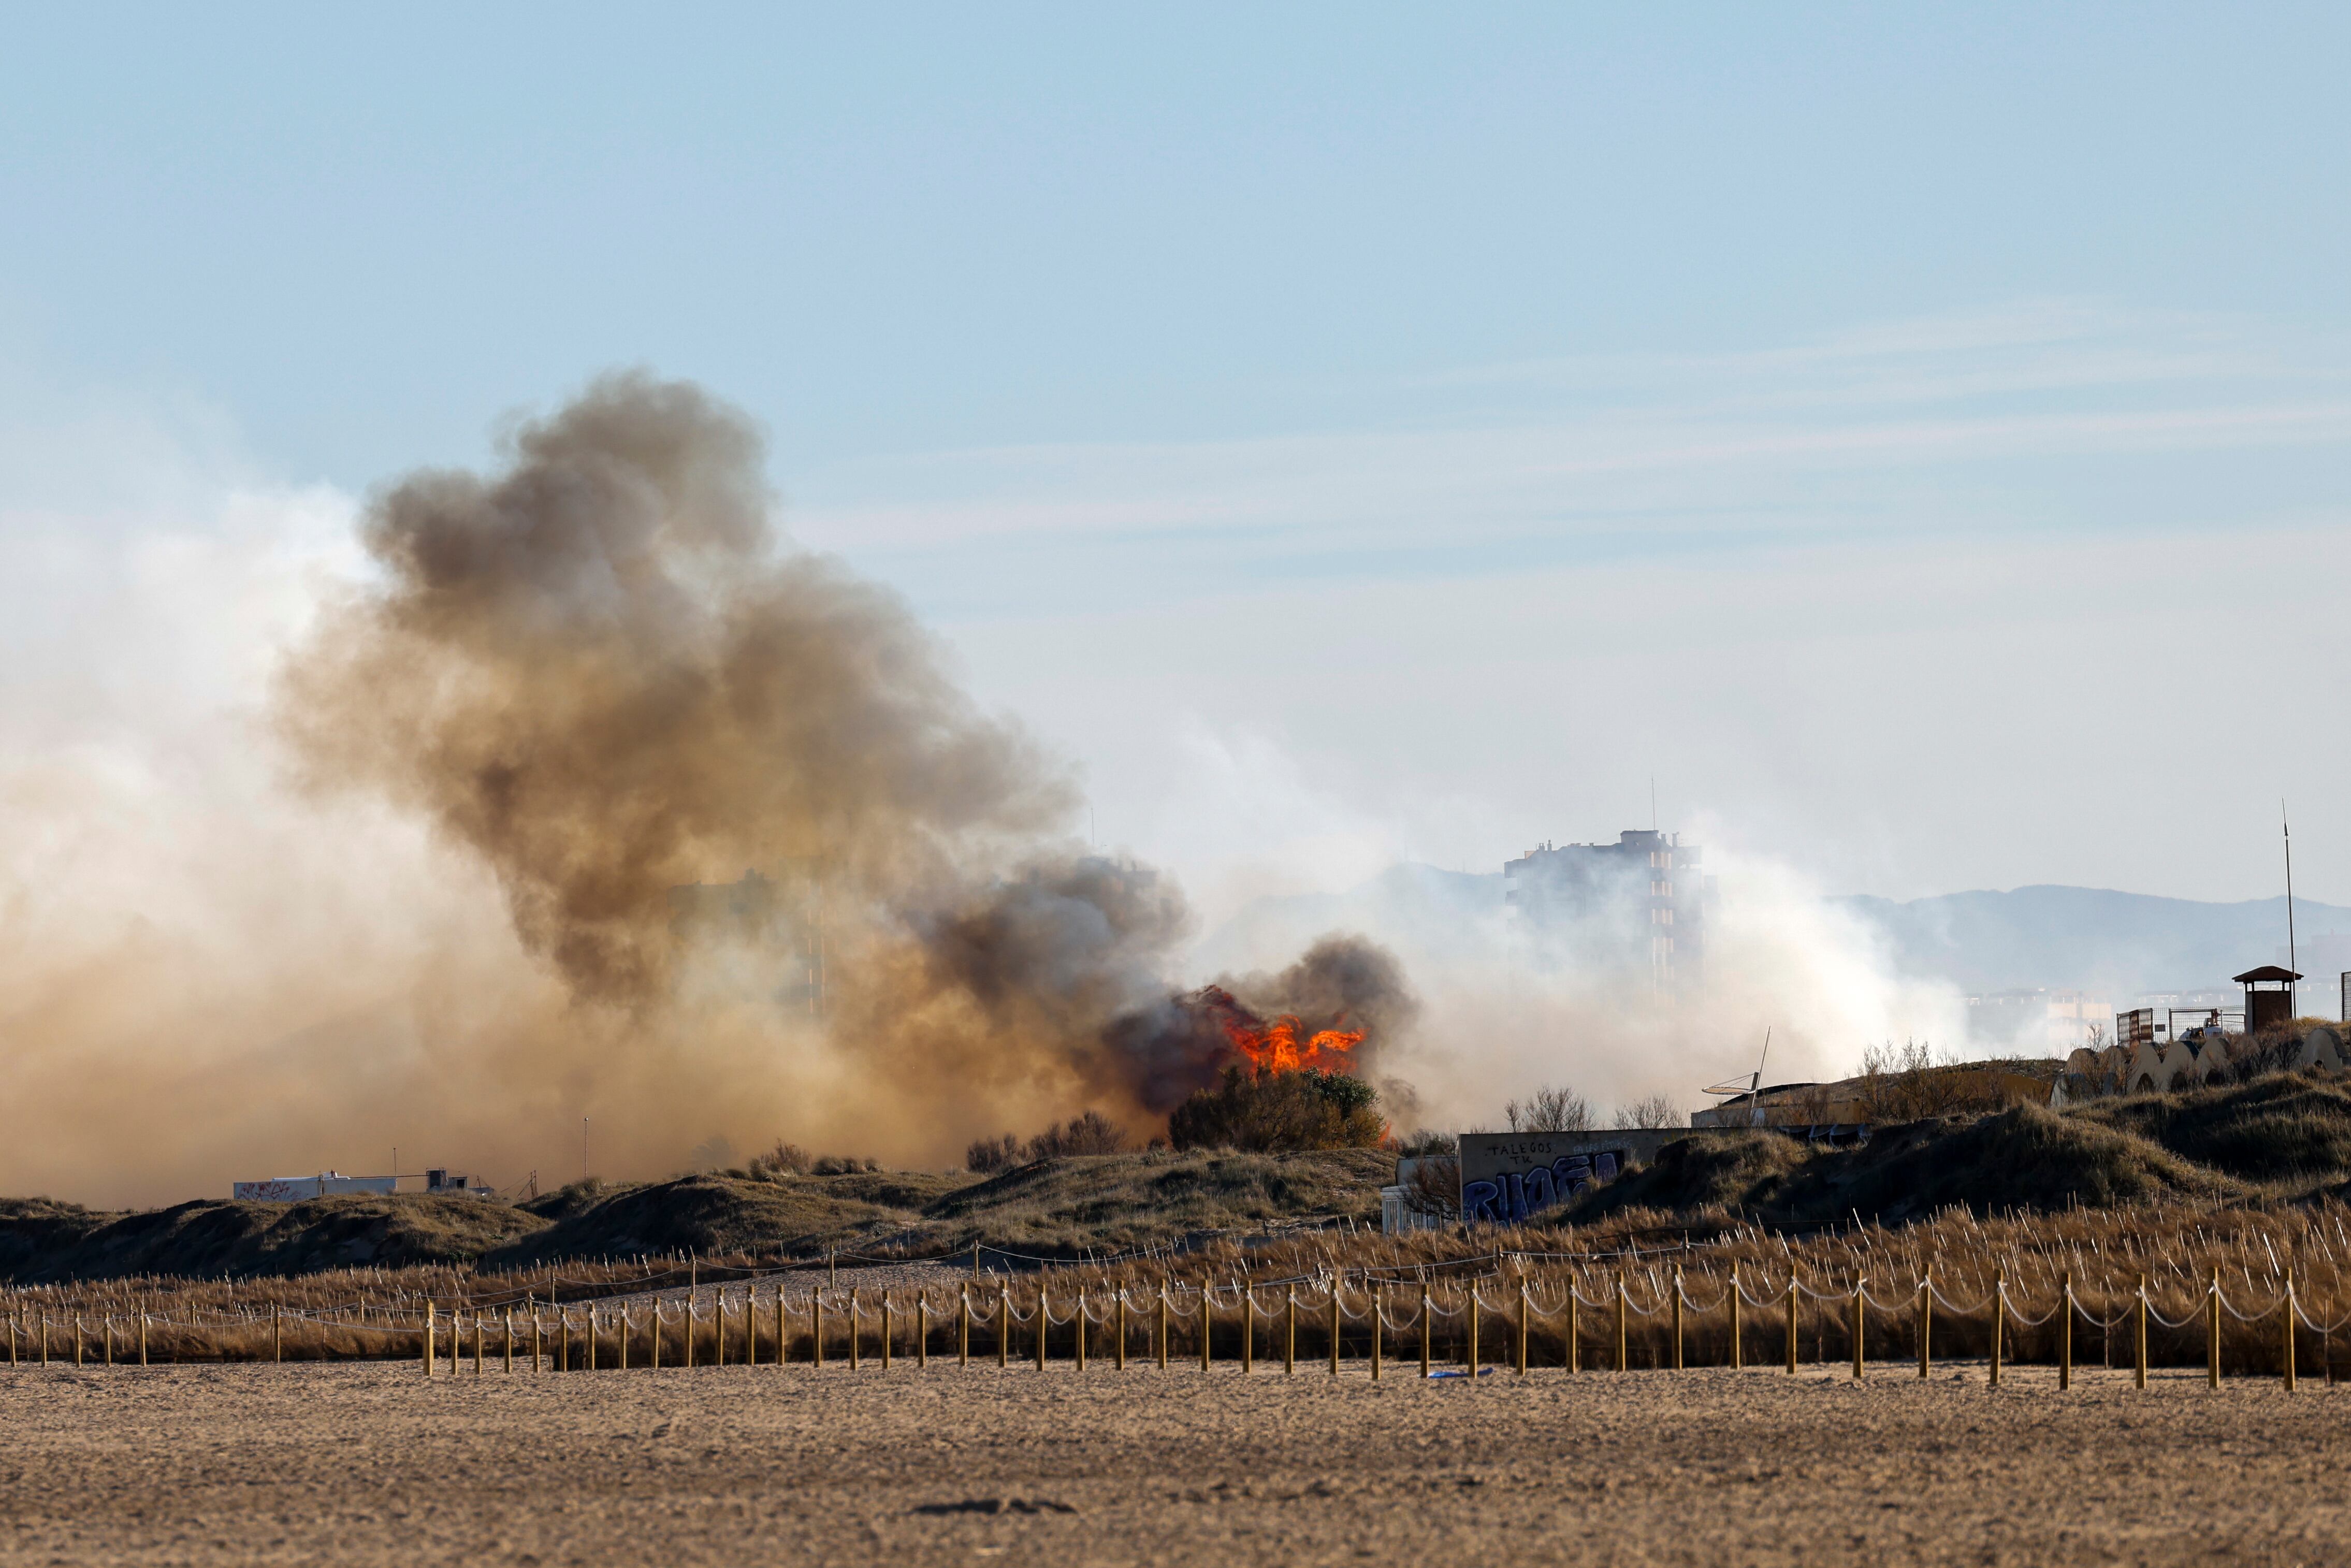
5, 1261, 2343, 1391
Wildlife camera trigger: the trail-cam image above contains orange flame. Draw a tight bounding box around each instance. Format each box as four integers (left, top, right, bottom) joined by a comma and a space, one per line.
1221, 1012, 1366, 1076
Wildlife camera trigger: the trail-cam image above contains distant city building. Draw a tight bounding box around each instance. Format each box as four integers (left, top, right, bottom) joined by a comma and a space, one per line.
667, 866, 827, 1015
2277, 933, 2351, 1021
1963, 988, 2114, 1052
1502, 829, 1707, 994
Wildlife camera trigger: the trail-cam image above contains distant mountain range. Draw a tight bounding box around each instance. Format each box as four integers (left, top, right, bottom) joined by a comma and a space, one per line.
1835, 885, 2351, 1001
1192, 866, 2351, 1008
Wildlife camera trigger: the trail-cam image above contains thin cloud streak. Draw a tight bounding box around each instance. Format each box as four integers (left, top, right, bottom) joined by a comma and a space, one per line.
792, 306, 2351, 569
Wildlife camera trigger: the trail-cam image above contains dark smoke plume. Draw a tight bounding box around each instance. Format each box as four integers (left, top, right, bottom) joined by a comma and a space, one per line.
282, 375, 1067, 1005
279, 372, 1416, 1160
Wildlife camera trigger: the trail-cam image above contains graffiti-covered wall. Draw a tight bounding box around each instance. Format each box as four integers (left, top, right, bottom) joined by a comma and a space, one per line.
1455, 1130, 1689, 1225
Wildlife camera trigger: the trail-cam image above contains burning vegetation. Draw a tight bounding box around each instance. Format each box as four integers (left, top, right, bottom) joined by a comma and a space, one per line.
1208, 989, 1366, 1075
962, 994, 1396, 1166
1159, 982, 1387, 1151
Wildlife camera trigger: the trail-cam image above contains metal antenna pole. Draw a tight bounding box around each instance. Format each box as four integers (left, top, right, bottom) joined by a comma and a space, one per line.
2285, 801, 2298, 1015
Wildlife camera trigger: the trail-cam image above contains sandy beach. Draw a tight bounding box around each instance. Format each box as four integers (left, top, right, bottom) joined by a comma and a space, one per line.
2, 1357, 2342, 1566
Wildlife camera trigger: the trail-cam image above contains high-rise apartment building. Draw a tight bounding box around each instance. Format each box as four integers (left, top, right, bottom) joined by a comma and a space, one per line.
666, 866, 826, 1017
1502, 829, 1705, 993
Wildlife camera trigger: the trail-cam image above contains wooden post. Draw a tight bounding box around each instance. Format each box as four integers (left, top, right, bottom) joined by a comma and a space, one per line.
74, 1316, 82, 1368
560, 1309, 571, 1373
1468, 1284, 1480, 1371
2059, 1271, 2072, 1390
919, 1293, 930, 1369
1616, 1273, 1628, 1373
809, 1291, 820, 1370
1918, 1269, 1931, 1380
532, 1310, 542, 1374
587, 1305, 597, 1373
748, 1288, 759, 1367
1516, 1280, 1529, 1375
1786, 1269, 1798, 1375
505, 1307, 514, 1373
1419, 1282, 1431, 1378
1201, 1284, 1212, 1373
140, 1311, 148, 1368
476, 1312, 486, 1376
1159, 1283, 1170, 1371
2135, 1271, 2150, 1389
650, 1302, 662, 1370
1851, 1276, 1864, 1382
1372, 1283, 1384, 1380
1074, 1290, 1085, 1372
882, 1291, 894, 1372
2206, 1266, 2219, 1389
103, 1316, 112, 1366
775, 1287, 786, 1370
960, 1286, 971, 1367
1036, 1287, 1048, 1372
1333, 1285, 1344, 1377
1672, 1267, 1684, 1372
273, 1302, 282, 1363
1989, 1268, 2003, 1389
1568, 1284, 1578, 1373
425, 1302, 435, 1376
998, 1285, 1009, 1369
715, 1293, 726, 1368
1242, 1288, 1254, 1374
1284, 1286, 1296, 1375
616, 1306, 627, 1372
1731, 1267, 1743, 1371
2283, 1268, 2296, 1393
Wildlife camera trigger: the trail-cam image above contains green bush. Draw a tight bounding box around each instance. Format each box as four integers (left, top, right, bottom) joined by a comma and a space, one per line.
1167, 1066, 1386, 1152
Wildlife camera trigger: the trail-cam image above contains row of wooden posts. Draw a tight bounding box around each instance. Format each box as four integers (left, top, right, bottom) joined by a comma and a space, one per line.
5, 1264, 2313, 1390
404, 1262, 2310, 1390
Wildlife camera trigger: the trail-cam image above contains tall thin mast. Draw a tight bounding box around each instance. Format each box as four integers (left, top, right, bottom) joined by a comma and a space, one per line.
2284, 800, 2298, 1014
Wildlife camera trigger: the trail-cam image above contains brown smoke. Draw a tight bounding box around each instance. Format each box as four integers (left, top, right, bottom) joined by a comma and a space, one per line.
277, 371, 1417, 1162
281, 374, 1070, 1005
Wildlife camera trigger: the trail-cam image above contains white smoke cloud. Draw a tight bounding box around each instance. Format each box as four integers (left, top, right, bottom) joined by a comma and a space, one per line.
1184, 817, 1971, 1133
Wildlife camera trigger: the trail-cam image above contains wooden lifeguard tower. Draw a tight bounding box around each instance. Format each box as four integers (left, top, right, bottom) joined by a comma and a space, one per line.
2233, 965, 2302, 1034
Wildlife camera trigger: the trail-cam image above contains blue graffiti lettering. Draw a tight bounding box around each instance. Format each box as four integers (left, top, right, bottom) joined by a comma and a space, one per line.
1551, 1154, 1593, 1197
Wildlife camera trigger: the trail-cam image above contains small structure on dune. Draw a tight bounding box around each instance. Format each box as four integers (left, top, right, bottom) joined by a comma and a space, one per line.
2071, 964, 2344, 1098
1690, 1061, 2058, 1134
2237, 965, 2303, 1034
2064, 1020, 2344, 1099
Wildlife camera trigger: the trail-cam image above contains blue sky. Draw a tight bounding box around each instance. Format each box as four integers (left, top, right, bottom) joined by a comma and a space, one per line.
3, 3, 2347, 911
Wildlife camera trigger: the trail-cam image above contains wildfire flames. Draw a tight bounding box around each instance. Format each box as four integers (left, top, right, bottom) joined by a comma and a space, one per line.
1198, 985, 1366, 1075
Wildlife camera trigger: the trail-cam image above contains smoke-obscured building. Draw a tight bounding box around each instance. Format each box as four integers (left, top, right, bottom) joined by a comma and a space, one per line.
1502, 829, 1706, 994
666, 866, 826, 1016
1963, 987, 2114, 1052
